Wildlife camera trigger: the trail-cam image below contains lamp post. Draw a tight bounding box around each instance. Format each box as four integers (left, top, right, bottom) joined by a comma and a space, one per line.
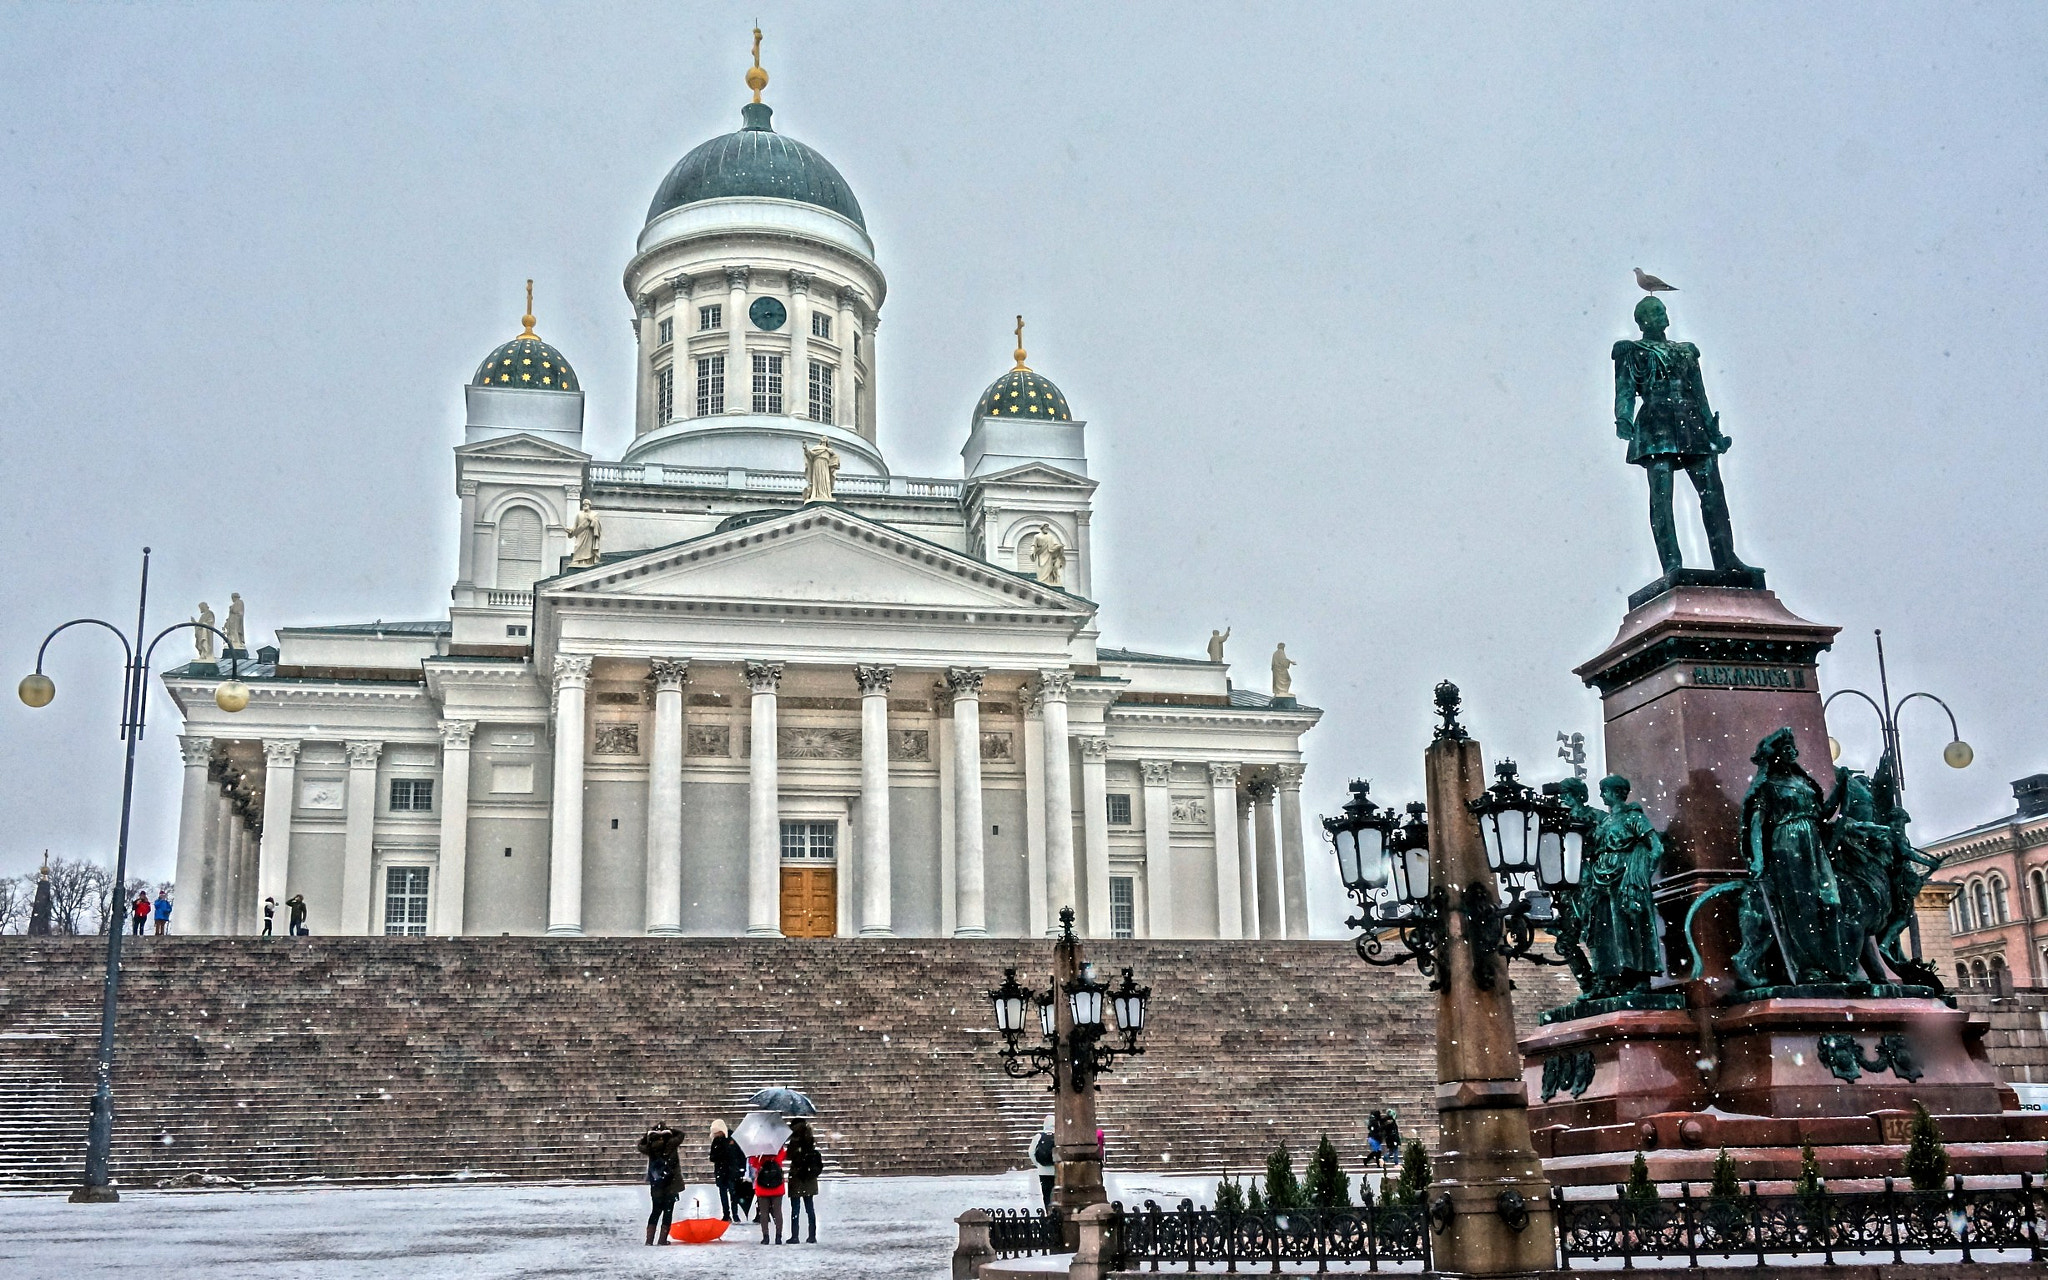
19, 548, 245, 1203
1823, 627, 1971, 796
985, 905, 1150, 1236
1320, 682, 1564, 1276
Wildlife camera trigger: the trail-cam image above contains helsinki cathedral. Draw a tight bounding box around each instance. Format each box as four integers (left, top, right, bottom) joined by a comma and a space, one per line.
163, 42, 1320, 942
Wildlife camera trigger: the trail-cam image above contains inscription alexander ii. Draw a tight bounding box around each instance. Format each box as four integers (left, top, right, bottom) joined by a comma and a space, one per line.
1688, 664, 1808, 690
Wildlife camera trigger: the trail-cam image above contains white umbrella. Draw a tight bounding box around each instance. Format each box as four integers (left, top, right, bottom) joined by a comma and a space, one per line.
732, 1109, 791, 1158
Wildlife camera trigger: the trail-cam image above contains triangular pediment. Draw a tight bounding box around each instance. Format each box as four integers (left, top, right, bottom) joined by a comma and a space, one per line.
455, 433, 591, 463
544, 506, 1093, 616
969, 462, 1094, 489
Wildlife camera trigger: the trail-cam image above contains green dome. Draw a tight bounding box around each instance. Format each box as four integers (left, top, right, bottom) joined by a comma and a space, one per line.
472, 335, 579, 393
975, 367, 1072, 422
647, 103, 865, 230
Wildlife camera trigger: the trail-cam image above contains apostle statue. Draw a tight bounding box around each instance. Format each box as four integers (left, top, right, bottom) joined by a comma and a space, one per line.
1270, 643, 1296, 698
1206, 628, 1230, 663
1735, 728, 1854, 986
801, 436, 840, 504
193, 603, 216, 662
224, 592, 246, 652
1578, 775, 1664, 996
1612, 296, 1758, 582
568, 498, 602, 567
1029, 525, 1066, 587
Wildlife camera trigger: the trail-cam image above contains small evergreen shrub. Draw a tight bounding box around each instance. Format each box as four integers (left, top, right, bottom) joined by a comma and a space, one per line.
1385, 1140, 1431, 1206
1708, 1148, 1741, 1204
1214, 1174, 1246, 1215
1247, 1182, 1266, 1214
1904, 1103, 1949, 1191
1794, 1141, 1825, 1200
1265, 1142, 1307, 1211
1304, 1133, 1351, 1209
1623, 1150, 1659, 1209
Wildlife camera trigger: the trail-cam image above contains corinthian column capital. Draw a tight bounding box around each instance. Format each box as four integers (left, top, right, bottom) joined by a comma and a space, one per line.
1273, 763, 1306, 790
262, 739, 302, 767
345, 740, 384, 769
438, 720, 477, 750
179, 736, 216, 767
1036, 670, 1075, 702
854, 663, 895, 695
1208, 762, 1241, 787
1078, 736, 1111, 763
945, 667, 985, 699
745, 660, 784, 694
650, 658, 690, 691
1139, 759, 1175, 787
553, 655, 593, 691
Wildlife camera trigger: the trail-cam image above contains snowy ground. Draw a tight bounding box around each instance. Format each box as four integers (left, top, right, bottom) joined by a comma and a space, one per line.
0, 1171, 1221, 1280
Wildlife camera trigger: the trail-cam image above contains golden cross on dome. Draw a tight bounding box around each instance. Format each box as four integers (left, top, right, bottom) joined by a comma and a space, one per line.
747, 26, 768, 103
519, 279, 537, 339
1012, 315, 1029, 371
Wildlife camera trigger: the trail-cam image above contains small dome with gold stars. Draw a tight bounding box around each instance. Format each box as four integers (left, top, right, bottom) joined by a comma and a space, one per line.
472, 282, 580, 393
972, 316, 1072, 423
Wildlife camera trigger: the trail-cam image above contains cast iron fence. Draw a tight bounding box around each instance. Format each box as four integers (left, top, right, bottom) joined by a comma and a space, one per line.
1116, 1198, 1433, 1273
1553, 1175, 2046, 1268
987, 1206, 1066, 1259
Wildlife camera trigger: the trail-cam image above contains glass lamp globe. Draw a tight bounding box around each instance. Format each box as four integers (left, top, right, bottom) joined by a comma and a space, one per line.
1945, 740, 1974, 769
1036, 992, 1057, 1040
18, 672, 54, 708
215, 680, 252, 713
1828, 736, 1843, 763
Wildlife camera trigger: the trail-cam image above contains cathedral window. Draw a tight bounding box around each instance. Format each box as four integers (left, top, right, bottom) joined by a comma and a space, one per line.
390, 778, 434, 812
655, 365, 674, 423
780, 821, 836, 861
1106, 793, 1132, 825
696, 355, 725, 415
657, 316, 673, 345
382, 867, 430, 936
807, 361, 834, 423
752, 353, 784, 414
1109, 876, 1136, 939
699, 304, 723, 331
495, 507, 544, 592
811, 312, 832, 340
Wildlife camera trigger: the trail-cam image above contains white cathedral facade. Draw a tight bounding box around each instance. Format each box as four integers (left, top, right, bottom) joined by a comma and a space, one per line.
163, 66, 1319, 942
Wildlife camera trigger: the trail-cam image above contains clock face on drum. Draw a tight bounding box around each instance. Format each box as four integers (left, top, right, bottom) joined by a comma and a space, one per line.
749, 297, 788, 332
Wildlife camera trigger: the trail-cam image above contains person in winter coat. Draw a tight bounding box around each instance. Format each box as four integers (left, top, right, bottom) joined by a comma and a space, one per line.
152, 892, 171, 935
1028, 1114, 1057, 1209
784, 1118, 824, 1243
637, 1121, 685, 1245
709, 1120, 748, 1221
750, 1146, 788, 1244
286, 894, 308, 936
262, 897, 276, 938
130, 894, 150, 936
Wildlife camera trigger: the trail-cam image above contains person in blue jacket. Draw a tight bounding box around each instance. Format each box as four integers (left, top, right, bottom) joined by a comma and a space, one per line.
152, 891, 172, 936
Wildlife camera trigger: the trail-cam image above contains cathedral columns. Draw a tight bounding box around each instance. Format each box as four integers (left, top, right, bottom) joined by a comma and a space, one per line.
1078, 736, 1112, 938
1139, 760, 1173, 939
1238, 792, 1259, 938
745, 660, 784, 936
342, 740, 383, 936
209, 783, 234, 934
724, 267, 749, 413
173, 738, 213, 935
948, 667, 988, 938
1208, 763, 1244, 940
1039, 673, 1077, 933
1276, 764, 1309, 939
670, 275, 694, 422
835, 288, 859, 431
546, 658, 591, 937
259, 739, 299, 922
1251, 779, 1281, 939
855, 664, 894, 937
645, 659, 688, 936
434, 721, 475, 936
788, 271, 810, 420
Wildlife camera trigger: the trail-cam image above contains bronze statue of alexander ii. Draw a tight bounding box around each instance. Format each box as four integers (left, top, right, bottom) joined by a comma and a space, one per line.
1613, 296, 1762, 600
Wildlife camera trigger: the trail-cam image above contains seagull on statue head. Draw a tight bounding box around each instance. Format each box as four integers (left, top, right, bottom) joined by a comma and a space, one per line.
1633, 268, 1678, 293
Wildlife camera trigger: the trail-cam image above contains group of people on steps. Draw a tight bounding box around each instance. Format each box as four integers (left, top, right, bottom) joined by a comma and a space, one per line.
637, 1117, 825, 1246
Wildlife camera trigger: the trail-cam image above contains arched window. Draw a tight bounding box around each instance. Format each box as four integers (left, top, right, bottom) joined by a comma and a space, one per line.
1950, 897, 1964, 935
1957, 962, 1971, 989
1990, 954, 2010, 993
496, 507, 544, 591
2032, 868, 2047, 918
1972, 959, 1990, 989
1974, 880, 1992, 931
1992, 875, 2011, 925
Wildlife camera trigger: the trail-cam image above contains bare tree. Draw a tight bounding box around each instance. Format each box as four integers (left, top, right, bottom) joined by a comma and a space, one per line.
44, 856, 113, 935
0, 875, 26, 934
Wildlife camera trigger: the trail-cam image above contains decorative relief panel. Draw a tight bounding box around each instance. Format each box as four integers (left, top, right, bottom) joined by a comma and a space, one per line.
980, 731, 1014, 762
686, 724, 730, 758
782, 727, 860, 760
593, 722, 641, 756
889, 729, 930, 762
1170, 795, 1211, 826
299, 780, 345, 811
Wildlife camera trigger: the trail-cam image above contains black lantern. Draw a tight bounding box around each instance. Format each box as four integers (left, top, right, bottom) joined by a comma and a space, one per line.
1110, 967, 1150, 1051
1535, 782, 1590, 892
989, 967, 1033, 1040
1067, 961, 1108, 1030
1471, 759, 1541, 879
1324, 779, 1398, 899
1036, 988, 1058, 1040
1388, 802, 1432, 905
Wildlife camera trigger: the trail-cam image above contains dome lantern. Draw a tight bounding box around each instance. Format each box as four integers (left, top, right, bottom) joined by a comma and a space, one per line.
472, 279, 580, 393
973, 316, 1073, 423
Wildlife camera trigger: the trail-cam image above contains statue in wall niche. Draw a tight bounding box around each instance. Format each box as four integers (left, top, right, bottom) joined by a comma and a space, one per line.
569, 498, 602, 567
224, 592, 246, 652
1270, 643, 1296, 698
801, 435, 840, 504
1206, 628, 1230, 663
1578, 775, 1665, 996
1029, 525, 1066, 588
193, 603, 216, 661
1612, 296, 1759, 581
1735, 728, 1857, 985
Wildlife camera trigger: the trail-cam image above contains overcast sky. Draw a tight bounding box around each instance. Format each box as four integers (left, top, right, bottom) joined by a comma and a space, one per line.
3, 3, 2043, 937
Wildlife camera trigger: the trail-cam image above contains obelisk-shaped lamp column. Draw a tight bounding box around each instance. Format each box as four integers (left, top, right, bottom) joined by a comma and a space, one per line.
985, 906, 1151, 1244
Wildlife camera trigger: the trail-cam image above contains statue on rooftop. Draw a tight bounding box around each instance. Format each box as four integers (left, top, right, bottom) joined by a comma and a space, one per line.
801, 436, 840, 504
224, 593, 246, 652
1207, 628, 1230, 663
1612, 296, 1759, 583
193, 603, 216, 662
1270, 643, 1296, 698
569, 498, 602, 567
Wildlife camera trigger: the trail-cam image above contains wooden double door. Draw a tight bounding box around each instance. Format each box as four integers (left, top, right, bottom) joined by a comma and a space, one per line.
780, 866, 838, 938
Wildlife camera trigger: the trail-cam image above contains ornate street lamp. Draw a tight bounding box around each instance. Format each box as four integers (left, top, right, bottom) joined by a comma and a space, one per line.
1824, 627, 1971, 795
982, 905, 1152, 1231
19, 548, 244, 1203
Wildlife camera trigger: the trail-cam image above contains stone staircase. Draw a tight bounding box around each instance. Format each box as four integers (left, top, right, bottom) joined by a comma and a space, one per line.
0, 936, 1575, 1190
